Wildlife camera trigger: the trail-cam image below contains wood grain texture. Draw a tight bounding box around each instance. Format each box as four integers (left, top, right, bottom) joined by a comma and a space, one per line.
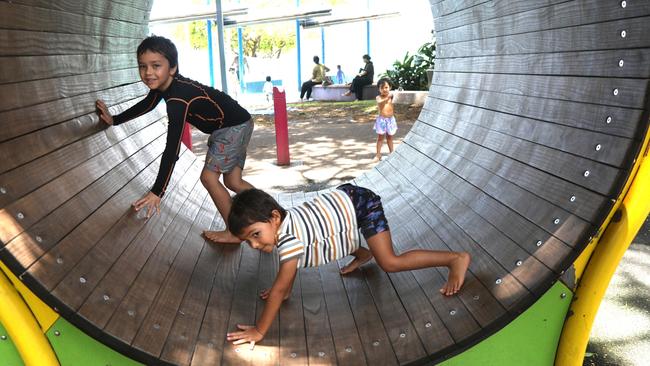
7, 0, 149, 24
0, 29, 141, 56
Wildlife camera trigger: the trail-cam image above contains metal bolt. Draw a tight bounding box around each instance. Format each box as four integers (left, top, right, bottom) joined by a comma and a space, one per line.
449, 310, 457, 316
621, 0, 627, 8
516, 260, 523, 266
103, 294, 110, 301
613, 88, 619, 96
54, 330, 61, 336
290, 352, 297, 358
495, 278, 502, 285
570, 195, 576, 202
425, 322, 432, 328
399, 332, 406, 338
127, 310, 135, 317
584, 170, 590, 178
595, 144, 602, 151
560, 292, 567, 299
16, 212, 24, 220
620, 30, 627, 38
0, 187, 6, 194
372, 340, 380, 346
606, 116, 612, 124
618, 59, 625, 67
345, 346, 353, 353
318, 351, 326, 357
35, 235, 43, 243
536, 240, 543, 247
554, 218, 561, 225
79, 276, 86, 284
56, 257, 63, 264
473, 295, 480, 301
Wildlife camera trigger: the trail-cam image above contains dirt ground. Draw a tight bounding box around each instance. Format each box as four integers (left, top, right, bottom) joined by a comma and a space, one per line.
190, 100, 420, 192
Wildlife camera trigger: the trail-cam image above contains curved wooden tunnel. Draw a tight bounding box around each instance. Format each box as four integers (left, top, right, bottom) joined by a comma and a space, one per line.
1, 0, 649, 365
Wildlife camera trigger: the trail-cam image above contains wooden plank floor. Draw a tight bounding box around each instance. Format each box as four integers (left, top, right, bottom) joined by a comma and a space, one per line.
1, 0, 649, 365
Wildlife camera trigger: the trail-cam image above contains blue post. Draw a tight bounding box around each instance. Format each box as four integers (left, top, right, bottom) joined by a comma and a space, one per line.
366, 0, 371, 55
321, 27, 325, 64
237, 27, 244, 92
207, 20, 215, 87
296, 0, 302, 92
215, 0, 228, 94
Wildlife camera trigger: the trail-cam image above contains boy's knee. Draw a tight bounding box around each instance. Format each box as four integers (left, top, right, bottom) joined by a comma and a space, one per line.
200, 169, 218, 186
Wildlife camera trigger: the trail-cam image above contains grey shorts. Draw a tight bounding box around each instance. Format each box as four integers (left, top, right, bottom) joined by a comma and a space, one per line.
204, 119, 254, 173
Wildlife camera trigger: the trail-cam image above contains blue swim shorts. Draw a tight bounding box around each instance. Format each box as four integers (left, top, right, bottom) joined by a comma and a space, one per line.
336, 183, 390, 239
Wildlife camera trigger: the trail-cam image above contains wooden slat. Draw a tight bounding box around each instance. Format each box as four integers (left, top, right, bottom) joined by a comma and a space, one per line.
432, 72, 648, 109
276, 192, 308, 365
0, 82, 148, 142
0, 2, 146, 38
426, 86, 644, 139
300, 267, 339, 364
0, 54, 135, 84
8, 0, 149, 24
431, 0, 490, 19
435, 49, 650, 78
0, 68, 140, 112
75, 160, 201, 326
0, 122, 165, 247
0, 29, 141, 56
437, 16, 650, 58
437, 0, 650, 44
253, 247, 281, 365
48, 149, 195, 309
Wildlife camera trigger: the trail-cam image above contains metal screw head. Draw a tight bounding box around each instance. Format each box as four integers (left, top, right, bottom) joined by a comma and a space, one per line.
473, 295, 480, 301
16, 212, 24, 220
54, 330, 61, 336
583, 170, 590, 177
449, 309, 457, 316
399, 332, 406, 338
570, 195, 576, 202
536, 240, 543, 247
127, 310, 135, 317
618, 59, 625, 67
606, 116, 612, 124
318, 351, 326, 357
560, 292, 567, 299
516, 260, 523, 266
207, 342, 214, 348
35, 235, 43, 243
153, 324, 161, 330
345, 346, 353, 353
595, 144, 602, 151
613, 88, 619, 96
554, 218, 561, 225
79, 276, 86, 284
56, 257, 64, 264
495, 278, 502, 285
0, 187, 6, 194
102, 294, 110, 301
620, 30, 627, 38
1, 335, 7, 340
621, 1, 627, 8
290, 352, 297, 358
425, 322, 432, 328
372, 340, 380, 346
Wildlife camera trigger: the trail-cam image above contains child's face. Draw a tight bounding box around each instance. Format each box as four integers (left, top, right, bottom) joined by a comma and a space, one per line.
137, 50, 177, 91
237, 210, 282, 253
379, 82, 390, 96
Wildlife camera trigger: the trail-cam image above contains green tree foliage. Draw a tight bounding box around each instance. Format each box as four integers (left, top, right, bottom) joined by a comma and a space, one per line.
229, 26, 296, 58
381, 41, 436, 91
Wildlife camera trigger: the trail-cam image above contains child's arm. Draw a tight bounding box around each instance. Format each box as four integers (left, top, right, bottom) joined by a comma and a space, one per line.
226, 258, 298, 348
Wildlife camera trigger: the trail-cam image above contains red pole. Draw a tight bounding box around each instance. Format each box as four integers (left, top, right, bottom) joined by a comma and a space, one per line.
273, 86, 290, 165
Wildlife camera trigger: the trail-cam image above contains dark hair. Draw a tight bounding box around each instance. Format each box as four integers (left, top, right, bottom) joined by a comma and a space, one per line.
313, 55, 320, 63
228, 189, 287, 236
137, 35, 179, 75
377, 78, 392, 89
266, 76, 271, 82
362, 54, 371, 61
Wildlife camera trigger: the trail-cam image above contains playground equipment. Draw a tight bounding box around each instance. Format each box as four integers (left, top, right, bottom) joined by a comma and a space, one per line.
0, 0, 649, 365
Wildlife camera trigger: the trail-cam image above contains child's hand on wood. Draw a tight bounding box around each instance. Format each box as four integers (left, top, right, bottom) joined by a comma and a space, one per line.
227, 324, 264, 349
133, 191, 161, 218
95, 99, 114, 125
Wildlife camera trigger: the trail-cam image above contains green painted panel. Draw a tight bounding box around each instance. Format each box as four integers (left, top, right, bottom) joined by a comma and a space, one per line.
46, 318, 143, 366
0, 322, 24, 366
439, 282, 573, 366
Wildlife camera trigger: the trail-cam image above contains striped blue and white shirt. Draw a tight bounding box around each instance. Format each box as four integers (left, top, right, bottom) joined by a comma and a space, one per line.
276, 190, 359, 268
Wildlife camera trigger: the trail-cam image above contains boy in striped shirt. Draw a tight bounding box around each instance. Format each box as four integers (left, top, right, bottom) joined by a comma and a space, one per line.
226, 184, 471, 348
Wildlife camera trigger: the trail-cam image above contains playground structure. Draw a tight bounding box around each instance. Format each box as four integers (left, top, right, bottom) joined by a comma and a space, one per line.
1, 1, 650, 366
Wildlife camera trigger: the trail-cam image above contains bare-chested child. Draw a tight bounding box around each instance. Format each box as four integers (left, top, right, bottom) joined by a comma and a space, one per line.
373, 78, 397, 162
225, 185, 471, 348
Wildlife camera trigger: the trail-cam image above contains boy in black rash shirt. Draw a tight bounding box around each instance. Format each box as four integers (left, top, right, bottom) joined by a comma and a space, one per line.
96, 35, 253, 244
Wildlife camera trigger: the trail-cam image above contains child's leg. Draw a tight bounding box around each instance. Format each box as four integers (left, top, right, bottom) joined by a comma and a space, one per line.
200, 168, 241, 244
374, 134, 384, 161
340, 247, 373, 274
386, 134, 394, 153
367, 231, 471, 295
223, 166, 254, 194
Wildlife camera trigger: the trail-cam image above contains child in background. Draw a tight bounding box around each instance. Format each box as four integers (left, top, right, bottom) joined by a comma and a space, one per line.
225, 186, 471, 348
373, 78, 397, 162
336, 65, 346, 84
262, 76, 273, 103
95, 35, 254, 244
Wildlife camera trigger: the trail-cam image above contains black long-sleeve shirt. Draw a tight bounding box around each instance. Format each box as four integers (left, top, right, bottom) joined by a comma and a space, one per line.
113, 74, 251, 197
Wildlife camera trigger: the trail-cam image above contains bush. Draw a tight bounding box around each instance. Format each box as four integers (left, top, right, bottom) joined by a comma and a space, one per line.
381, 41, 436, 91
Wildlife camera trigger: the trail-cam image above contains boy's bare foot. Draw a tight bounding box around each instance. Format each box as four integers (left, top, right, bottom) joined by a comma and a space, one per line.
372, 154, 382, 163
203, 230, 242, 244
342, 91, 352, 96
440, 252, 471, 296
340, 247, 373, 274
